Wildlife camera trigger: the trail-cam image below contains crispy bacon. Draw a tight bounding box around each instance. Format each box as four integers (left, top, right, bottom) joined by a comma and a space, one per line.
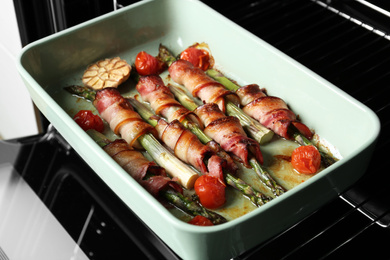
136, 75, 203, 128
204, 140, 238, 174
155, 118, 225, 183
168, 59, 240, 113
103, 139, 182, 197
237, 84, 313, 140
93, 88, 157, 149
195, 103, 263, 167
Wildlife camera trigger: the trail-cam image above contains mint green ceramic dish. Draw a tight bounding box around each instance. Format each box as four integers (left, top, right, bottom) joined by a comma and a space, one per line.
17, 0, 380, 259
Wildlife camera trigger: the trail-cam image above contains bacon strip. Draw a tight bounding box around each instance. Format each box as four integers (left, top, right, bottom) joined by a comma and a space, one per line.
103, 139, 182, 197
155, 118, 225, 183
236, 84, 313, 140
93, 88, 157, 149
169, 59, 240, 113
136, 75, 203, 128
195, 103, 263, 167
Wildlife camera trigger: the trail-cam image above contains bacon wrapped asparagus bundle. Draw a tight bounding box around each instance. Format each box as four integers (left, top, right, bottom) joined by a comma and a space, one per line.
206, 70, 337, 167
65, 85, 199, 189
88, 129, 181, 196
87, 129, 227, 224
128, 96, 273, 206
207, 71, 313, 141
168, 84, 286, 197
136, 75, 237, 174
156, 119, 225, 182
135, 75, 260, 167
159, 44, 336, 167
158, 44, 274, 145
161, 44, 300, 142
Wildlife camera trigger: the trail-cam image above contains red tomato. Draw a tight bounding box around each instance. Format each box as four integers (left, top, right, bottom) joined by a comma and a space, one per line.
188, 215, 214, 226
291, 145, 321, 174
194, 175, 226, 209
180, 47, 210, 71
134, 51, 165, 76
73, 110, 104, 132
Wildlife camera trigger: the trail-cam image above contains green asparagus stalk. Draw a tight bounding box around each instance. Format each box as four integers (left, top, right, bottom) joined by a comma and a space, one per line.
127, 97, 273, 205
86, 129, 227, 225
206, 69, 240, 92
158, 44, 274, 145
158, 43, 178, 67
161, 189, 227, 225
137, 133, 199, 189
66, 85, 96, 101
225, 173, 271, 206
64, 85, 199, 190
168, 84, 286, 197
225, 102, 274, 145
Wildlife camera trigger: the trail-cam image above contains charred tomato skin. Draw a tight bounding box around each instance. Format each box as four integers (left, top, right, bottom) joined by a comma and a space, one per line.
194, 175, 226, 209
180, 47, 211, 71
291, 145, 321, 174
188, 215, 214, 226
135, 51, 165, 76
73, 110, 104, 132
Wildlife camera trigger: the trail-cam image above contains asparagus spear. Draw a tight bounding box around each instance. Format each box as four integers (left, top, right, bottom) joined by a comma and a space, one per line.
158, 44, 274, 145
128, 97, 272, 206
64, 85, 198, 190
86, 129, 227, 225
66, 85, 96, 101
161, 189, 227, 224
168, 83, 286, 197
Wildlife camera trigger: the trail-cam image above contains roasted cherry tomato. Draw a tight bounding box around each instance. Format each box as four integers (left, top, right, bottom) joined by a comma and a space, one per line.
73, 110, 104, 132
134, 51, 165, 76
180, 47, 210, 71
188, 215, 214, 226
291, 145, 321, 174
194, 175, 226, 209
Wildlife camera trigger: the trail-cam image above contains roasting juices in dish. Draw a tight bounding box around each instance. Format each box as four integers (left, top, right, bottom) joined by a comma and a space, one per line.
64, 42, 340, 224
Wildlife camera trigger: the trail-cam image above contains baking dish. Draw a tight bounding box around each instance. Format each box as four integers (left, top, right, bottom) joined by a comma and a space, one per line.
17, 0, 380, 259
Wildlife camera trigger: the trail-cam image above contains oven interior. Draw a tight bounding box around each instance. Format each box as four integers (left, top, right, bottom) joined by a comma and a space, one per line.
8, 0, 390, 259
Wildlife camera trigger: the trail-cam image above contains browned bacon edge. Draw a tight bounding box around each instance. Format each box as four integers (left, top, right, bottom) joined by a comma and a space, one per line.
93, 88, 157, 149
168, 59, 240, 113
136, 75, 204, 128
103, 139, 183, 197
237, 84, 313, 140
196, 103, 263, 167
155, 118, 226, 183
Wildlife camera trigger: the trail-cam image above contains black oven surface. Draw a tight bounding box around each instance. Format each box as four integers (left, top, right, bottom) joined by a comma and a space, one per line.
8, 0, 390, 259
